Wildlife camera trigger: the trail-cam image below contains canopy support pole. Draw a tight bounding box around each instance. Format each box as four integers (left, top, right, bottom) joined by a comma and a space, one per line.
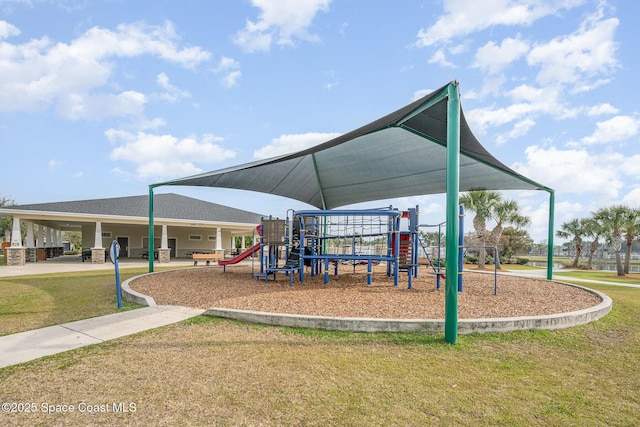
445, 81, 460, 344
148, 185, 155, 273
547, 190, 555, 280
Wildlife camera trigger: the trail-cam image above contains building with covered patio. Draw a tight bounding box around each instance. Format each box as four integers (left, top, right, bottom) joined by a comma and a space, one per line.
0, 193, 263, 266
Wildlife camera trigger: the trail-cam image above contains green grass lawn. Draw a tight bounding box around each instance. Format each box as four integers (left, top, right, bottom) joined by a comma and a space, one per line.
0, 269, 154, 336
554, 270, 640, 284
1, 270, 639, 425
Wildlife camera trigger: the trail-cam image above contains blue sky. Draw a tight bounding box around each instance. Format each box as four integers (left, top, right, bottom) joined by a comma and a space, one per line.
1, 0, 638, 243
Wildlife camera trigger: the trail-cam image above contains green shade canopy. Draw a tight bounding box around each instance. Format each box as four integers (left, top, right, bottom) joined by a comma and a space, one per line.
153, 82, 551, 209
149, 82, 555, 343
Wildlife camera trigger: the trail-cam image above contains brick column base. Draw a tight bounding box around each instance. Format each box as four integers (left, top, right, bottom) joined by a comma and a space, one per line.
25, 247, 37, 263
158, 248, 171, 263
7, 247, 26, 266
91, 248, 106, 264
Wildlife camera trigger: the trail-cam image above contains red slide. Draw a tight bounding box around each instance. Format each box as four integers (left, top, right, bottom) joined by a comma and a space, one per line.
218, 243, 261, 266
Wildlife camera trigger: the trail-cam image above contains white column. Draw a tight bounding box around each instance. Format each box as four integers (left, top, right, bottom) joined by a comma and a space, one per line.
10, 217, 22, 247
216, 227, 222, 251
161, 225, 168, 249
94, 222, 103, 248
38, 226, 45, 247
25, 222, 35, 248
46, 228, 53, 248
241, 235, 246, 251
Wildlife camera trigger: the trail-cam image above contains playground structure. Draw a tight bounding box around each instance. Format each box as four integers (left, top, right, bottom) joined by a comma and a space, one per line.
249, 206, 468, 289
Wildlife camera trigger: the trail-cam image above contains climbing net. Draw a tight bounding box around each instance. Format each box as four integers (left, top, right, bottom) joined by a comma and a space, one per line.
314, 214, 391, 256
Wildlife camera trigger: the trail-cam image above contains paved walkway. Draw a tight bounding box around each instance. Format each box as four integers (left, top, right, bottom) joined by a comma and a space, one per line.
498, 268, 640, 288
0, 306, 204, 369
0, 256, 203, 369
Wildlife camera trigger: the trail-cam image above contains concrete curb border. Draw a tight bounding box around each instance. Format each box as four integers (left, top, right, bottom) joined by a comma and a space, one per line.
121, 273, 157, 307
123, 272, 612, 335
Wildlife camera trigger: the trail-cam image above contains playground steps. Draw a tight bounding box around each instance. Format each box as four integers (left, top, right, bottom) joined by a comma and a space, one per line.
262, 246, 303, 287
398, 234, 413, 270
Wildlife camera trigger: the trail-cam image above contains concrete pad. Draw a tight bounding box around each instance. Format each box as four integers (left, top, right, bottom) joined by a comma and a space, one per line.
61, 306, 204, 341
0, 325, 102, 369
0, 306, 204, 369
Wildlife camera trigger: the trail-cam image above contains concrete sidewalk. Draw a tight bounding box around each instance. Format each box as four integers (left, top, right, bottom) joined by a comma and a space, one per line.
0, 305, 204, 369
0, 256, 226, 369
497, 268, 640, 288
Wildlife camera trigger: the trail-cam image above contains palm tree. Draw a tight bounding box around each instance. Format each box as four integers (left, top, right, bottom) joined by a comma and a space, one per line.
594, 205, 627, 276
556, 218, 585, 268
582, 216, 605, 269
487, 199, 531, 269
622, 207, 640, 274
460, 190, 501, 269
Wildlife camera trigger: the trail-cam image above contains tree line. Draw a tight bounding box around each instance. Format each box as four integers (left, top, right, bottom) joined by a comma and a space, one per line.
556, 205, 639, 276
460, 190, 639, 277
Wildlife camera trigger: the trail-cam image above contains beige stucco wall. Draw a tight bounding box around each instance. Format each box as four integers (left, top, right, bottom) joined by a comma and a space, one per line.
81, 223, 240, 258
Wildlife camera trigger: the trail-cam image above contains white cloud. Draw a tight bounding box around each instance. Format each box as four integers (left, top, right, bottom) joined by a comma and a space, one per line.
213, 56, 241, 88
253, 132, 341, 159
0, 20, 20, 39
518, 196, 558, 243
495, 117, 535, 145
221, 70, 242, 89
587, 103, 618, 116
216, 56, 240, 71
464, 75, 507, 100
465, 84, 574, 136
620, 154, 640, 179
0, 20, 210, 118
107, 129, 235, 179
74, 21, 210, 67
323, 81, 337, 90
512, 144, 624, 201
577, 115, 640, 145
621, 187, 640, 208
427, 48, 456, 68
48, 159, 65, 172
415, 0, 583, 47
553, 201, 585, 220
421, 1, 620, 147
527, 13, 619, 90
56, 90, 146, 120
156, 72, 190, 102
412, 88, 436, 101
466, 100, 539, 135
472, 37, 529, 74
547, 200, 585, 242
233, 0, 331, 53
135, 116, 167, 131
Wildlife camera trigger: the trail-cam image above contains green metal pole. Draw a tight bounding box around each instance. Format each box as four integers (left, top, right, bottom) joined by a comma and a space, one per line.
148, 185, 155, 273
445, 82, 460, 344
547, 190, 555, 280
